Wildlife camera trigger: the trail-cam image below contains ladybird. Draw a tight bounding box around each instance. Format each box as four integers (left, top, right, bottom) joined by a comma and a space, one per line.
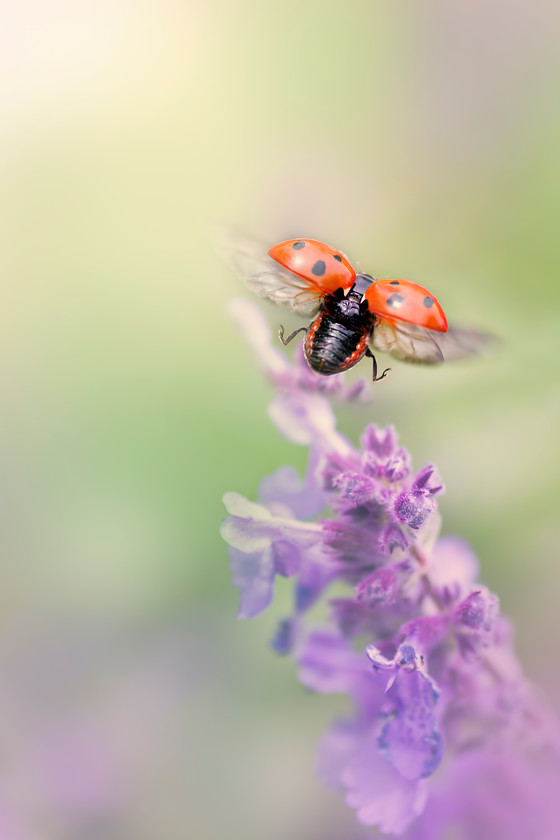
216, 229, 492, 380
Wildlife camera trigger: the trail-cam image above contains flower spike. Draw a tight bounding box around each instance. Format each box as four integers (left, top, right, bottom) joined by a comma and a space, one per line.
221, 299, 560, 838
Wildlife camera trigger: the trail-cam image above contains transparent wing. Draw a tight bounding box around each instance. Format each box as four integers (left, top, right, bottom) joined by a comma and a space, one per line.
371, 319, 496, 365
212, 225, 323, 316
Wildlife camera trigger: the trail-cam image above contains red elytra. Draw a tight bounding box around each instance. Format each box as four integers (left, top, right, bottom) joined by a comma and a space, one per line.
365, 279, 448, 332
268, 239, 356, 297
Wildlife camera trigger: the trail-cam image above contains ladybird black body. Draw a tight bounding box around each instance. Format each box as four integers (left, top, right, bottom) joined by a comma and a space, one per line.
305, 274, 376, 375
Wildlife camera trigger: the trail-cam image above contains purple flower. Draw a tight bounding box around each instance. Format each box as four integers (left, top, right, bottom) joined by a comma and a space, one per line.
221, 490, 324, 618
318, 720, 429, 834
367, 643, 444, 781
361, 424, 411, 483
393, 466, 443, 531
221, 299, 560, 837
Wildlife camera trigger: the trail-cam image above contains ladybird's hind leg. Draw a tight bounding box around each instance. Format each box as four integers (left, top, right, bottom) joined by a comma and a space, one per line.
365, 348, 391, 382
279, 325, 308, 346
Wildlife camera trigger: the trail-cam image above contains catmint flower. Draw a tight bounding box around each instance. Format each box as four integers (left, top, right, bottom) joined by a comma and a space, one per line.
221, 299, 560, 838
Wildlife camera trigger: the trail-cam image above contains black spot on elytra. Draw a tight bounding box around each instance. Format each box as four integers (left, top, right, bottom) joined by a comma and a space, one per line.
387, 293, 405, 308
423, 296, 435, 308
390, 280, 400, 285
312, 260, 326, 276
333, 254, 342, 262
292, 241, 305, 250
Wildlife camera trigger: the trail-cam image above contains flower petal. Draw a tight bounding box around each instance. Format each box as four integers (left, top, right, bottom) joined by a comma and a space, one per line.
343, 728, 429, 833
258, 446, 328, 519
298, 630, 379, 712
380, 664, 444, 781
229, 546, 275, 619
221, 492, 322, 553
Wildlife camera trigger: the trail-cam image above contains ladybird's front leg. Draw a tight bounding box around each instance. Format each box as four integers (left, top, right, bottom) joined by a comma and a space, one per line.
279, 325, 308, 346
365, 347, 391, 382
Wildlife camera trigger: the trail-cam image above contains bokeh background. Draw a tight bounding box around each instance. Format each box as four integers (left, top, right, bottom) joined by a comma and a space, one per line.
2, 0, 560, 837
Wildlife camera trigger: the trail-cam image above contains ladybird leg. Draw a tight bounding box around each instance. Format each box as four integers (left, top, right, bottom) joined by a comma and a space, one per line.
279, 325, 308, 346
365, 347, 391, 382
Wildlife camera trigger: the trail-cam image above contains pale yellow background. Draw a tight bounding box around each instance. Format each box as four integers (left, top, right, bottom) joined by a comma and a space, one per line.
1, 1, 560, 837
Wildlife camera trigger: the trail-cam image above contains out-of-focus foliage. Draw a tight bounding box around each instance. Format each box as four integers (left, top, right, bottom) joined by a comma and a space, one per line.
1, 0, 560, 837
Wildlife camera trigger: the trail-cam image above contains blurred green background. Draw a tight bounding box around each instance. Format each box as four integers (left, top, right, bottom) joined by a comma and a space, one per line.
2, 0, 560, 837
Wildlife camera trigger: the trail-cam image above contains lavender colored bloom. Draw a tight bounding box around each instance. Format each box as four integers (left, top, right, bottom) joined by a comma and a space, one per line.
367, 643, 444, 781
221, 300, 560, 838
221, 490, 324, 618
318, 720, 430, 834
